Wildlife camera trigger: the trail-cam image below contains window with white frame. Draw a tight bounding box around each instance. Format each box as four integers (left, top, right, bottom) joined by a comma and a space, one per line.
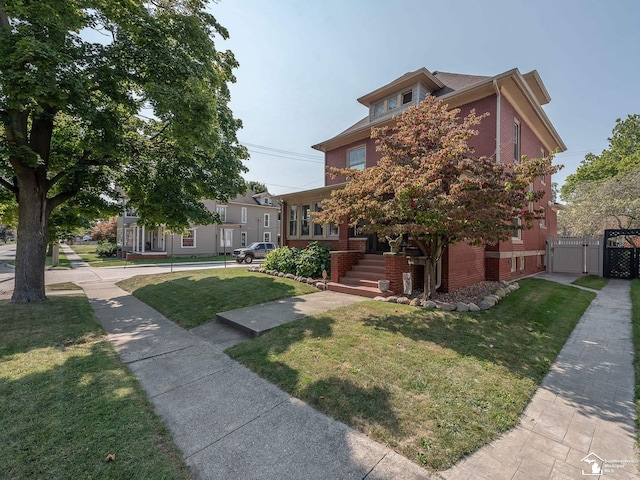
241, 207, 247, 224
263, 213, 270, 228
301, 204, 311, 236
402, 90, 413, 105
347, 146, 366, 170
512, 217, 522, 241
520, 256, 525, 271
513, 121, 521, 164
181, 229, 196, 248
264, 232, 271, 242
313, 202, 323, 236
216, 205, 227, 222
289, 205, 298, 236
510, 256, 517, 273
329, 223, 339, 236
241, 231, 247, 247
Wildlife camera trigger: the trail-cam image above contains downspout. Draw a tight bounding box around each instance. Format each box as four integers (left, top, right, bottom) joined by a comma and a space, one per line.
493, 79, 501, 163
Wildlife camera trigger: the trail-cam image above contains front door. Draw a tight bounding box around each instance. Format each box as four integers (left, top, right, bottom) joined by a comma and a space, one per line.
366, 233, 388, 254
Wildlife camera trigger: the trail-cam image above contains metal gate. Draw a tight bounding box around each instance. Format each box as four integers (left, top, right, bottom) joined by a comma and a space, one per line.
546, 235, 603, 276
603, 229, 640, 279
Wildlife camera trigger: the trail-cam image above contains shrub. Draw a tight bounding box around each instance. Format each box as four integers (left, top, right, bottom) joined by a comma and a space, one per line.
96, 241, 117, 257
264, 246, 298, 273
264, 242, 330, 278
295, 242, 330, 278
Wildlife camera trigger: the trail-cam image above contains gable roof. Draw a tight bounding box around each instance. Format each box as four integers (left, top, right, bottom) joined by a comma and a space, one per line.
312, 67, 565, 154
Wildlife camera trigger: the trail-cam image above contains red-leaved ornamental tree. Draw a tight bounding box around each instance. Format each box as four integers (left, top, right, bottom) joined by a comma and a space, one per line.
314, 97, 561, 297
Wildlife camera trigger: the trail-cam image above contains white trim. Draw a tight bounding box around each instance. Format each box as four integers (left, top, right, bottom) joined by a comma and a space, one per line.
347, 145, 366, 170
263, 213, 270, 228
181, 228, 196, 248
264, 231, 271, 242
513, 119, 521, 164
241, 207, 247, 224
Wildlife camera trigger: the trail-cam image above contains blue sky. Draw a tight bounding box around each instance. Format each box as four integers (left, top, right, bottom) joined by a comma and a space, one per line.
211, 0, 640, 197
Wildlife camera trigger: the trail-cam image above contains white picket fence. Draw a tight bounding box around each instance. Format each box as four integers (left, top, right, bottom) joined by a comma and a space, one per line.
546, 235, 603, 276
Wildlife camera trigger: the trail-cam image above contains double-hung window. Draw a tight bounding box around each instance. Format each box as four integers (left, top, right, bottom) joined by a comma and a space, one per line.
181, 229, 196, 248
513, 121, 521, 164
289, 205, 298, 236
216, 205, 227, 223
301, 204, 311, 236
347, 146, 366, 170
264, 213, 270, 228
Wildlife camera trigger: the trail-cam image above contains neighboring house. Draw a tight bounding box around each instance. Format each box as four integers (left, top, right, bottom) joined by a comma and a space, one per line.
117, 190, 281, 259
279, 67, 566, 296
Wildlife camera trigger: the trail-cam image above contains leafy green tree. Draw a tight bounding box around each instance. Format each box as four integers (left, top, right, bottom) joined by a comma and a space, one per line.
246, 181, 268, 194
561, 114, 640, 199
0, 1, 248, 303
315, 97, 559, 297
559, 168, 640, 235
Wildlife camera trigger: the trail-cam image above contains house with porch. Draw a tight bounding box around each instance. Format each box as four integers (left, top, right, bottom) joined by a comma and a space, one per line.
279, 67, 565, 296
118, 190, 281, 259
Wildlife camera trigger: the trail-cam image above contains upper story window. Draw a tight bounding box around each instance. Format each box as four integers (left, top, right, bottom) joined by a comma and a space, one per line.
264, 213, 270, 228
371, 89, 415, 118
513, 121, 521, 164
216, 205, 227, 222
241, 207, 247, 224
347, 146, 366, 170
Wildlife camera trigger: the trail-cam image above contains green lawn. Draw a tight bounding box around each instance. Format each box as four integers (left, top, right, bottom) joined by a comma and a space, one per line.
117, 268, 318, 328
226, 278, 595, 472
0, 295, 192, 479
571, 275, 608, 290
631, 278, 640, 445
70, 244, 232, 267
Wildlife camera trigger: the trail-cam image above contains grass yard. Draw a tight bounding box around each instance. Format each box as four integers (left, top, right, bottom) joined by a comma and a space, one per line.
70, 244, 231, 267
571, 275, 608, 290
0, 296, 192, 479
226, 278, 595, 472
46, 281, 83, 291
631, 278, 640, 445
117, 268, 318, 328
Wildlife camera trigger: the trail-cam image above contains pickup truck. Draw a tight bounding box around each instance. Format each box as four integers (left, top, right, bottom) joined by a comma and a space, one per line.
233, 242, 276, 263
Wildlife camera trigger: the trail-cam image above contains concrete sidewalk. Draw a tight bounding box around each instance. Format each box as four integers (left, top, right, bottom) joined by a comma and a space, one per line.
442, 274, 638, 479
82, 281, 431, 480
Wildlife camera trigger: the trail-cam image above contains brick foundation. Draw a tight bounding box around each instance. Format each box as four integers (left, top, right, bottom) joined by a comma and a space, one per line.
330, 251, 364, 283
384, 253, 411, 294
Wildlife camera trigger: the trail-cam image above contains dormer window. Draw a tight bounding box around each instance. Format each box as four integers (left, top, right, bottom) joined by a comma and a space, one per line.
371, 88, 415, 118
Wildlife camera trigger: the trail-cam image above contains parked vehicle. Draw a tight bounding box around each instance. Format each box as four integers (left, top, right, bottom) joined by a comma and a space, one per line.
233, 242, 276, 263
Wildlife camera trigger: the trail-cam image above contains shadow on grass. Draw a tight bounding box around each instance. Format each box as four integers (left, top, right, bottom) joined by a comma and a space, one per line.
359, 278, 595, 383
0, 333, 190, 479
227, 313, 401, 436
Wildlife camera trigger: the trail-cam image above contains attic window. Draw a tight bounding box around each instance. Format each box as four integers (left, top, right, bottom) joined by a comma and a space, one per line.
388, 96, 398, 110
402, 91, 413, 104
374, 102, 385, 116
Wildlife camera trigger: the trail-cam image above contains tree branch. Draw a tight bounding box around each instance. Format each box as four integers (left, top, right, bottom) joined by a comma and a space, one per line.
0, 176, 17, 193
0, 0, 10, 30
47, 190, 78, 215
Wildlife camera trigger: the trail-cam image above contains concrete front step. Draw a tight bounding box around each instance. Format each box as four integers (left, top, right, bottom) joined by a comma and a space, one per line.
327, 282, 384, 298
339, 278, 379, 288
343, 270, 386, 282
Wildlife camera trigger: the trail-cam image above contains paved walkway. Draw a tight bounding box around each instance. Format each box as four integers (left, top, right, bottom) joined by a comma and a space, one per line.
442, 274, 638, 480
2, 244, 638, 479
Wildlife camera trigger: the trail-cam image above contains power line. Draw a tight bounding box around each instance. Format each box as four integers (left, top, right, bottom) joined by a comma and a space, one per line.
245, 148, 324, 164
241, 142, 323, 160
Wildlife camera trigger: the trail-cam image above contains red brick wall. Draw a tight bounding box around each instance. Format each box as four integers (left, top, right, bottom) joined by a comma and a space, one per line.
457, 95, 497, 159
486, 253, 546, 282
330, 251, 364, 282
384, 253, 411, 294
325, 137, 382, 186
441, 243, 486, 292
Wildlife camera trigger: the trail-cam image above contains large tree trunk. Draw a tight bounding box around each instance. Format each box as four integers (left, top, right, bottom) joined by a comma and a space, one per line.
11, 173, 49, 303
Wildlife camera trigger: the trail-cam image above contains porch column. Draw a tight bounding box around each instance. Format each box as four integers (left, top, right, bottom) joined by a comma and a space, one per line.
142, 226, 146, 253
135, 226, 139, 253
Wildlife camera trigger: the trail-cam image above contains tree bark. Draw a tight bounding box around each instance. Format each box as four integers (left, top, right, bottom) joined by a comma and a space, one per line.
11, 172, 49, 303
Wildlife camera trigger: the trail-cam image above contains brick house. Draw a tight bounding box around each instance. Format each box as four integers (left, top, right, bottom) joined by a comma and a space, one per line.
279, 67, 565, 296
118, 190, 281, 259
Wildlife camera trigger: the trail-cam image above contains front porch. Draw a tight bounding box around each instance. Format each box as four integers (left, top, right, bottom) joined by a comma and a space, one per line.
121, 224, 168, 259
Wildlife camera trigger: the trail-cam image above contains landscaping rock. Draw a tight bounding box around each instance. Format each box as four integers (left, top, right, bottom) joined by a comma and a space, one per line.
385, 295, 399, 303
438, 302, 457, 311
315, 282, 327, 290
482, 296, 497, 306
397, 296, 411, 305
278, 272, 285, 277
468, 303, 480, 312
373, 296, 387, 301
478, 300, 493, 310
423, 300, 437, 309
495, 288, 507, 298
456, 302, 469, 312
306, 278, 316, 285
409, 298, 421, 307
284, 273, 295, 280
